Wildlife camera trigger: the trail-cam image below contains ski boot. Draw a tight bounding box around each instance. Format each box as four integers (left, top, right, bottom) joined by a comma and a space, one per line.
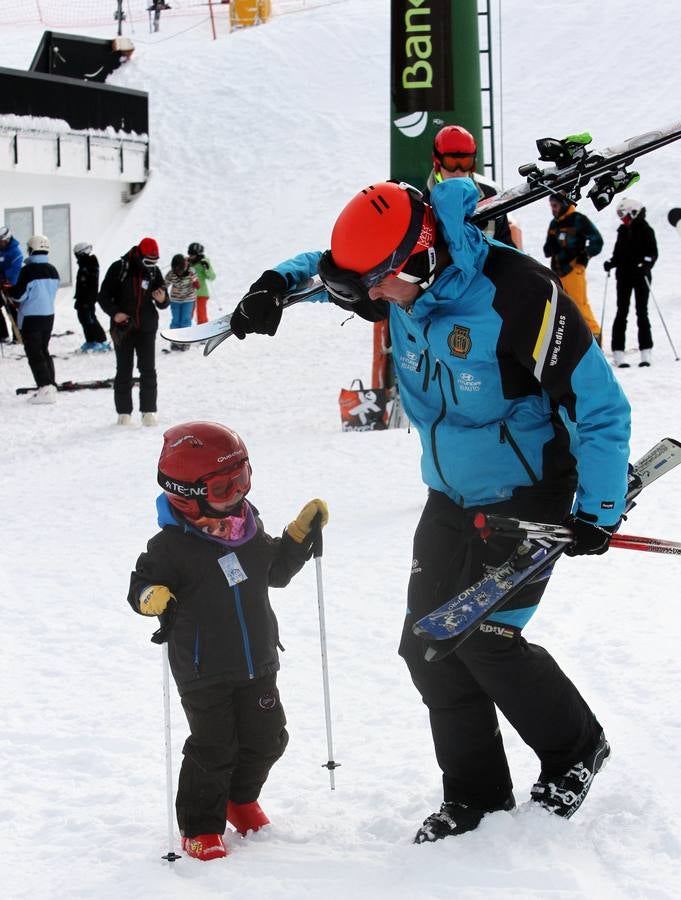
530, 730, 611, 818
414, 794, 515, 843
181, 833, 228, 860
536, 132, 592, 168
226, 800, 270, 835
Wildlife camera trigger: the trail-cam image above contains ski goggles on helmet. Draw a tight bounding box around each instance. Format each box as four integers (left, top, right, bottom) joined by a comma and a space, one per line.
158, 458, 251, 509
319, 187, 437, 304
437, 152, 476, 173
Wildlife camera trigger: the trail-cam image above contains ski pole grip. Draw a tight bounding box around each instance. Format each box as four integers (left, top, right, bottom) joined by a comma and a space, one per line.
310, 511, 324, 559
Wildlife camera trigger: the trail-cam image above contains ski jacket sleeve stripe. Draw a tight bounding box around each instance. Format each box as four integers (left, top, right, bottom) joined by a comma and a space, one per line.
493, 256, 630, 524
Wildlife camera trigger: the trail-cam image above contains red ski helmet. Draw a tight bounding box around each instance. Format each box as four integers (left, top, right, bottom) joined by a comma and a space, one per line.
320, 182, 437, 304
433, 125, 477, 174
158, 422, 252, 519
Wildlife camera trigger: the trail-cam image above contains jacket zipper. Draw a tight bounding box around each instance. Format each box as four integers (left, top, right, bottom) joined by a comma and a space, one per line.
193, 626, 200, 675
499, 420, 539, 484
233, 585, 255, 679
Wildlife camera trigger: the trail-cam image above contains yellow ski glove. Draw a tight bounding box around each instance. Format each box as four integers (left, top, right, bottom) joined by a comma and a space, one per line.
139, 584, 175, 616
287, 499, 329, 544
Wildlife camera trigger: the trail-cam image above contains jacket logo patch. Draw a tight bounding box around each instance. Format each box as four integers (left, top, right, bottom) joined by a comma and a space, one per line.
448, 325, 472, 359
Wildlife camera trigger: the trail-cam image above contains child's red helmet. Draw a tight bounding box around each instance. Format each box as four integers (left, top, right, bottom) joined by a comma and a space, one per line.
158, 422, 252, 518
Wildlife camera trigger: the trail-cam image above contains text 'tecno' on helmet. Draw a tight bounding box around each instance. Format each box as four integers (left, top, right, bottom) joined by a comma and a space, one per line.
319, 181, 437, 306
157, 422, 252, 519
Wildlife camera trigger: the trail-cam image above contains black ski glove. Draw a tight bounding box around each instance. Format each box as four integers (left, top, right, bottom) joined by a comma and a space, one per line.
231, 270, 288, 340
564, 510, 619, 557
638, 262, 652, 281
603, 259, 614, 272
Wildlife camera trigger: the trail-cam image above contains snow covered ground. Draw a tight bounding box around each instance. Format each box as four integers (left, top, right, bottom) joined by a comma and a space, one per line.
2, 1, 681, 897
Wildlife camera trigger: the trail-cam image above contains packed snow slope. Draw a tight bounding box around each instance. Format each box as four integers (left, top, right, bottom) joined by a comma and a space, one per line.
2, 2, 681, 898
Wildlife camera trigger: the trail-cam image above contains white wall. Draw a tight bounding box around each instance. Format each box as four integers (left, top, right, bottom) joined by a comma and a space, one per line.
1, 170, 138, 285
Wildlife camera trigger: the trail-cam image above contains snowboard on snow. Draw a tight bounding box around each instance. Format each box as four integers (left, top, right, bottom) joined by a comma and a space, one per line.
412, 437, 681, 658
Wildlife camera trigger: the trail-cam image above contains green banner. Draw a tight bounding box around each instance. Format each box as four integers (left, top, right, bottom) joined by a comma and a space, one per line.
390, 0, 484, 190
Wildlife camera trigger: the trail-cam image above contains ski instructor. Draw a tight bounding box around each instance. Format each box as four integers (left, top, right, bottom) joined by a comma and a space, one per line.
228, 178, 631, 841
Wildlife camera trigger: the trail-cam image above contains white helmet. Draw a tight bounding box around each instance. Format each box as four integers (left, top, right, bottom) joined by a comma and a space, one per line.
27, 234, 50, 253
0, 225, 11, 241
616, 197, 643, 222
73, 242, 92, 256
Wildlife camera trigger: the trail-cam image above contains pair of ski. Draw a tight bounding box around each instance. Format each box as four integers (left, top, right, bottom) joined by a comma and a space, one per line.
160, 118, 681, 353
412, 437, 681, 658
16, 376, 139, 394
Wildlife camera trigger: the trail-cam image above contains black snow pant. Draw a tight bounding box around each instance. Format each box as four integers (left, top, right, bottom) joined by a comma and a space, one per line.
399, 488, 603, 812
176, 674, 288, 837
611, 272, 652, 351
112, 328, 157, 414
20, 315, 55, 388
76, 302, 107, 344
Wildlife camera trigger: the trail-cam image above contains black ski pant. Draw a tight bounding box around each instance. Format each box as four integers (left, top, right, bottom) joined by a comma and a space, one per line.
176, 674, 288, 837
76, 302, 107, 344
398, 488, 603, 812
20, 315, 55, 388
113, 328, 157, 414
611, 273, 652, 351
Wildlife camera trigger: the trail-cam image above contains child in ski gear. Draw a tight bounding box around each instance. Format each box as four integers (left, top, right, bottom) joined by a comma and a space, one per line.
97, 237, 168, 425
231, 177, 630, 840
187, 242, 216, 324
165, 254, 199, 349
128, 421, 328, 860
8, 234, 60, 404
544, 194, 604, 342
73, 242, 109, 351
603, 197, 658, 368
425, 124, 517, 248
0, 224, 23, 343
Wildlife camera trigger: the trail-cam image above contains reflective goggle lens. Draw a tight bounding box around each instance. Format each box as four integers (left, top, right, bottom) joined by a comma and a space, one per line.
205, 461, 250, 505
440, 153, 476, 173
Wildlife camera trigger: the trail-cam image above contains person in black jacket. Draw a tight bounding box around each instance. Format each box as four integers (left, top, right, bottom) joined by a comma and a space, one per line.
97, 237, 169, 425
603, 197, 658, 368
128, 421, 328, 861
73, 242, 109, 351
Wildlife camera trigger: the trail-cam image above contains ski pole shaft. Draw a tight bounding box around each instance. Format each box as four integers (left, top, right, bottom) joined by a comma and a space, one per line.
600, 271, 610, 339
311, 516, 339, 790
161, 643, 180, 863
475, 513, 681, 554
609, 533, 681, 554
645, 276, 680, 360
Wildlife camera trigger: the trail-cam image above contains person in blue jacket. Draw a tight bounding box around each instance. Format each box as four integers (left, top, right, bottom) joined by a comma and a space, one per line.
0, 224, 24, 342
228, 178, 631, 841
9, 234, 60, 404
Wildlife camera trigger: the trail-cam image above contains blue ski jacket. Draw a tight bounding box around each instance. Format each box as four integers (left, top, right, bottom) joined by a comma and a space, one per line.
0, 236, 24, 285
9, 252, 60, 328
273, 178, 630, 526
